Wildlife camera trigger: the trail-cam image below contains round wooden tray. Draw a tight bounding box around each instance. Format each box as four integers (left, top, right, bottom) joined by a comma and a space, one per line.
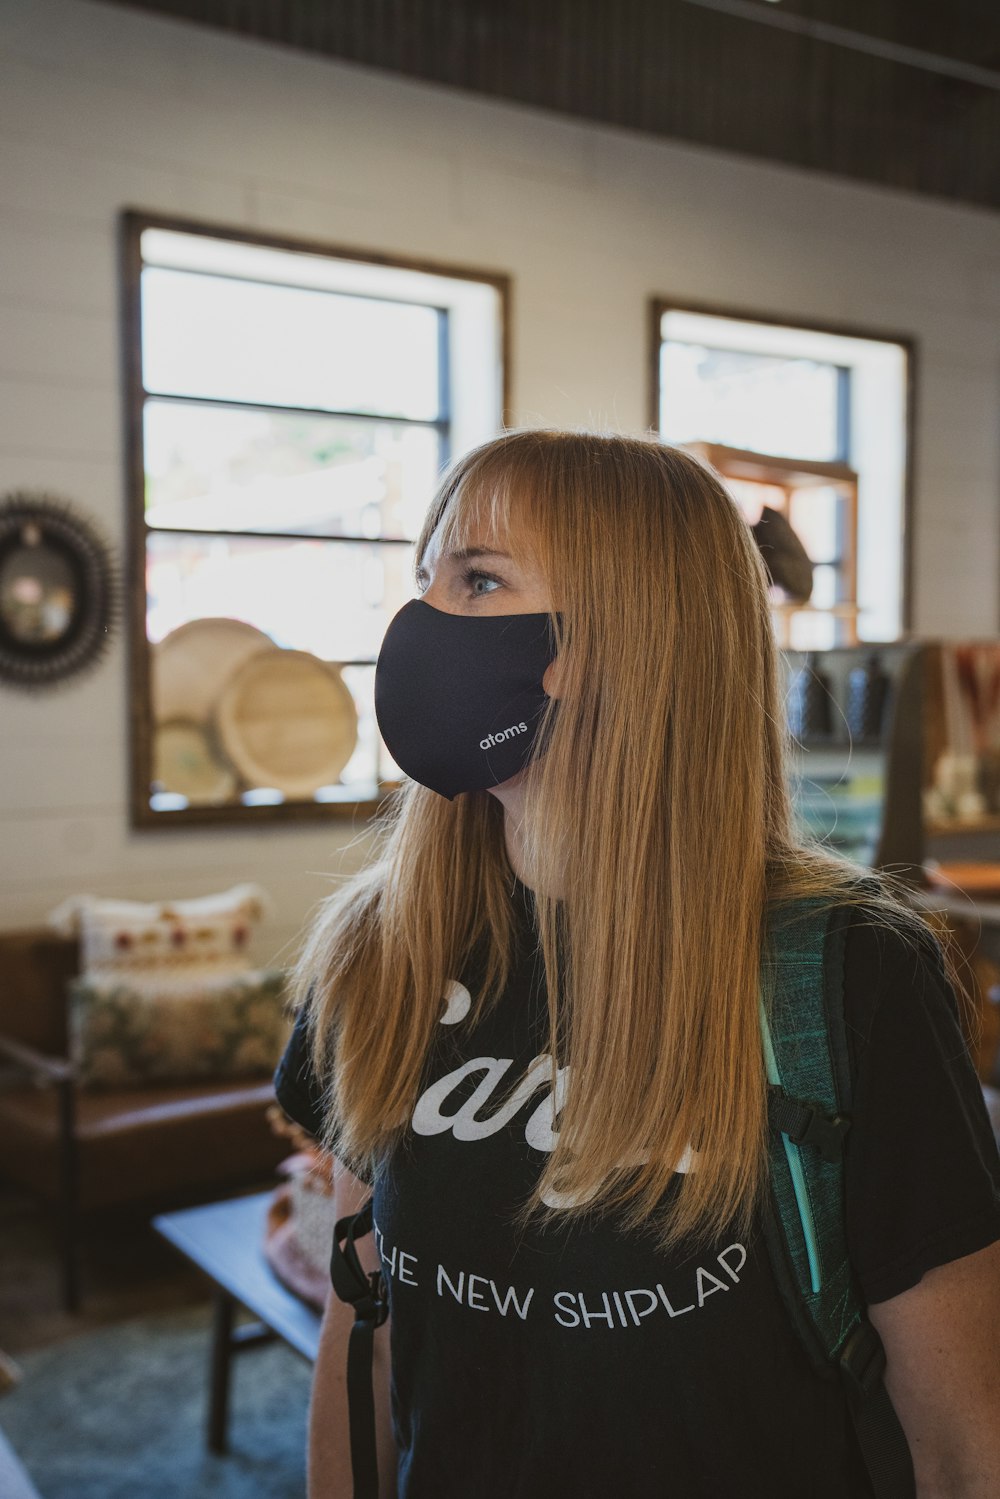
153, 718, 237, 804
152, 617, 275, 725
215, 648, 359, 798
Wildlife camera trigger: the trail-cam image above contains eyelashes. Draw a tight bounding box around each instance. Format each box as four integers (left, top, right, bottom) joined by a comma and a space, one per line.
414, 565, 503, 598
460, 566, 502, 597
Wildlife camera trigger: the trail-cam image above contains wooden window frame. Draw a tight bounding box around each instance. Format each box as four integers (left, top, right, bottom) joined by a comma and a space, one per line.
121, 210, 511, 829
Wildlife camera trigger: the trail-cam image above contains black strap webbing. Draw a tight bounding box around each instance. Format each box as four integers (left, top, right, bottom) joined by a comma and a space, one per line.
330, 1198, 388, 1499
839, 1320, 916, 1496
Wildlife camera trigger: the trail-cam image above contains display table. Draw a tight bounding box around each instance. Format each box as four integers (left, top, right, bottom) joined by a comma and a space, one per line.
154, 1191, 321, 1453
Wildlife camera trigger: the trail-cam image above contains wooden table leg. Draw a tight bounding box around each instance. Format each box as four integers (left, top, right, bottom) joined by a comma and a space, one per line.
56, 1079, 80, 1314
208, 1289, 235, 1454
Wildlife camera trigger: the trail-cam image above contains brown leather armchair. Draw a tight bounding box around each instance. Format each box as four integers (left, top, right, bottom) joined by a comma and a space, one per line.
0, 928, 287, 1311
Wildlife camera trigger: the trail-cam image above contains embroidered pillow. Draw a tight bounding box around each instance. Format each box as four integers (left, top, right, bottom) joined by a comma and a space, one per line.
68, 968, 290, 1088
47, 883, 268, 987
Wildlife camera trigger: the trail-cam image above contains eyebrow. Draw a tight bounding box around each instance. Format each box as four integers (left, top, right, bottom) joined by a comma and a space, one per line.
451, 547, 513, 563
414, 547, 514, 578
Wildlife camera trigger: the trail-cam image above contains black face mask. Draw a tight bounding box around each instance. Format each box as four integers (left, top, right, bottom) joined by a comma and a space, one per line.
374, 599, 560, 800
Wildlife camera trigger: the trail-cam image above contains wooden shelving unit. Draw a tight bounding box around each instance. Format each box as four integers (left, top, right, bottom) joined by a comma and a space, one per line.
926, 815, 1000, 837
781, 640, 928, 881
685, 441, 860, 648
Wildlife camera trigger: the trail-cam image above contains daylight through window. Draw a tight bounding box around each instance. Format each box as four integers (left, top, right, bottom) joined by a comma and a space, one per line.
656, 307, 911, 648
125, 218, 506, 824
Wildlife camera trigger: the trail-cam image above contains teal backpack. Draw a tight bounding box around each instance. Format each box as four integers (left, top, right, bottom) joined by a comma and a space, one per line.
760, 894, 914, 1498
332, 893, 916, 1499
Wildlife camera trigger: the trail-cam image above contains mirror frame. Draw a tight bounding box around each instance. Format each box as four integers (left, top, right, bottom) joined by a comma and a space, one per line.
0, 492, 118, 690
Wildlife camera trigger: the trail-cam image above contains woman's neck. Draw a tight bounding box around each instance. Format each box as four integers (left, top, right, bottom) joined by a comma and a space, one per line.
489, 776, 563, 897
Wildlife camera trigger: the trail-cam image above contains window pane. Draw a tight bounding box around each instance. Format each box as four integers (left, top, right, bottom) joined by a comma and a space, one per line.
789, 610, 837, 651
660, 343, 842, 461
723, 478, 786, 526
147, 533, 416, 661
141, 268, 442, 421
334, 664, 403, 788
810, 564, 838, 610
144, 401, 440, 540
336, 664, 379, 790
789, 487, 839, 564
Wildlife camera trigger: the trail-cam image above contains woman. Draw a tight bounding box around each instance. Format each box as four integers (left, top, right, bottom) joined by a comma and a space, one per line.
276, 430, 1000, 1498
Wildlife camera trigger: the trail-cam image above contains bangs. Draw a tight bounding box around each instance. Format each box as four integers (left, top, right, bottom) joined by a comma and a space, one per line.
415, 440, 550, 579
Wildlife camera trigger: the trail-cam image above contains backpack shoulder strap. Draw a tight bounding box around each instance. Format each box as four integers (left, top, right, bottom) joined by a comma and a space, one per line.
761, 896, 855, 1345
330, 1196, 388, 1499
761, 889, 914, 1499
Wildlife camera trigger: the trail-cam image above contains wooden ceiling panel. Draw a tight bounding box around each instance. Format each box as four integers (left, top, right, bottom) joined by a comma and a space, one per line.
96, 0, 1000, 212
772, 0, 1000, 70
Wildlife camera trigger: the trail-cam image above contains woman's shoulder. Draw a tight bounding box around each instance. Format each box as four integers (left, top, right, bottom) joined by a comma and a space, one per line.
836, 892, 963, 1073
839, 886, 947, 975
273, 988, 326, 1138
768, 872, 958, 1057
836, 893, 1000, 1304
770, 875, 944, 978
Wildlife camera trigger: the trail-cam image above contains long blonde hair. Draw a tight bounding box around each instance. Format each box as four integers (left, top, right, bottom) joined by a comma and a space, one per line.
292, 429, 943, 1250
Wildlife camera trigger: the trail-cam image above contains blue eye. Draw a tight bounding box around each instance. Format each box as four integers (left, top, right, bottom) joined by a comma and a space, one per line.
462, 566, 500, 597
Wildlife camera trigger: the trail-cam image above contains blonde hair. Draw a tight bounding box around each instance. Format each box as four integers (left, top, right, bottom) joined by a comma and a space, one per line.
292, 429, 947, 1250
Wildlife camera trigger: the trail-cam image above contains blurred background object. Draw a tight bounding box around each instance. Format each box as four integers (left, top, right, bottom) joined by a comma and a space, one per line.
751, 504, 814, 604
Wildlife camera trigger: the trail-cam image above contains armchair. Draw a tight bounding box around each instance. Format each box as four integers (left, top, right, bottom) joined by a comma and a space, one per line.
0, 927, 287, 1312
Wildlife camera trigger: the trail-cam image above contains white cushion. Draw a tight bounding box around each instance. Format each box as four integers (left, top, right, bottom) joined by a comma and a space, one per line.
47, 883, 269, 988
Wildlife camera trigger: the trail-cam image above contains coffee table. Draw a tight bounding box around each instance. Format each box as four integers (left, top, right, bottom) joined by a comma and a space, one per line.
154, 1190, 321, 1453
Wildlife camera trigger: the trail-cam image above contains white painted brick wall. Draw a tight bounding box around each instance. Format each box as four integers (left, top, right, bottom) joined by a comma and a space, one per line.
1, 0, 999, 953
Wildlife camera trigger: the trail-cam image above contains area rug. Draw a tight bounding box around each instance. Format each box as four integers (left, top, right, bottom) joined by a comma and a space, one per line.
0, 1304, 311, 1498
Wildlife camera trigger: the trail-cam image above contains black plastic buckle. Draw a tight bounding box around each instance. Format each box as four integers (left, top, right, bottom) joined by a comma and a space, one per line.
839, 1319, 887, 1399
797, 1107, 852, 1163
361, 1269, 389, 1331
769, 1088, 852, 1163
332, 1206, 385, 1318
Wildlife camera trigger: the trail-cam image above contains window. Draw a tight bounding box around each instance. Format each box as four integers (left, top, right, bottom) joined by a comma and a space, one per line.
123, 214, 508, 827
651, 303, 913, 648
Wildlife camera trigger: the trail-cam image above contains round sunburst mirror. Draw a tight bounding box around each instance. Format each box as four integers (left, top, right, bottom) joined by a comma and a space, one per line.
0, 493, 119, 688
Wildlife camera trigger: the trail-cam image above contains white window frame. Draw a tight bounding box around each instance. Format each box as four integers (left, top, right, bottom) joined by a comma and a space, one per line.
651, 300, 915, 644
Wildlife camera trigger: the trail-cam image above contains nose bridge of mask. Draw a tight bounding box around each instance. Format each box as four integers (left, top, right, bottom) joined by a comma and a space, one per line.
374, 600, 561, 800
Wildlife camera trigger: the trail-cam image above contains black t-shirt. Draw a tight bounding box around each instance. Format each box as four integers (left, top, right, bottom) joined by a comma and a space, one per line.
274, 880, 1000, 1498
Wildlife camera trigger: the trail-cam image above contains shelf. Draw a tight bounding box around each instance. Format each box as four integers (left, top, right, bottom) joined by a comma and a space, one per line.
773, 602, 860, 617
910, 887, 1000, 922
683, 442, 858, 490
684, 441, 861, 649
926, 815, 1000, 835
791, 740, 881, 755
